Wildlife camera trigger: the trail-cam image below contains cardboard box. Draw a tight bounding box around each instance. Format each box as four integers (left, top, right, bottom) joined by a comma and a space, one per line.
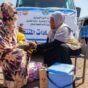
39, 67, 48, 88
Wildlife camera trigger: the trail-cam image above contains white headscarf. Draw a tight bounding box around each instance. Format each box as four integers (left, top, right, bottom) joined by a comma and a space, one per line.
48, 12, 65, 42
51, 12, 65, 29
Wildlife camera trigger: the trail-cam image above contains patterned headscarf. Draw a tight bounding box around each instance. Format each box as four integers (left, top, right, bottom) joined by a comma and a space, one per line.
50, 12, 65, 29
0, 3, 17, 46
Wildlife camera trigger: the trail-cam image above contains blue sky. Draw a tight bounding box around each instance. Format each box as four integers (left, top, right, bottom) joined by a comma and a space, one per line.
0, 0, 16, 5
75, 0, 88, 18
0, 0, 88, 18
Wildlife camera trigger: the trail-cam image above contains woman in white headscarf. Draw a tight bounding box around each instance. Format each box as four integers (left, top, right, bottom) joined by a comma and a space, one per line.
32, 12, 72, 66
48, 12, 68, 43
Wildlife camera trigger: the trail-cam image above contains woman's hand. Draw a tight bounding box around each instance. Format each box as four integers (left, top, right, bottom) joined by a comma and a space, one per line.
29, 42, 37, 49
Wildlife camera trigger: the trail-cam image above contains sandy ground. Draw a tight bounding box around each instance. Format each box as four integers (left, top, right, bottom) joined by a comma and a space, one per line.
75, 42, 88, 88
75, 58, 88, 88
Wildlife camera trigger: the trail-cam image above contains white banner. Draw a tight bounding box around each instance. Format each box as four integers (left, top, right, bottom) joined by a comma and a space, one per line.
17, 8, 78, 42
17, 10, 51, 42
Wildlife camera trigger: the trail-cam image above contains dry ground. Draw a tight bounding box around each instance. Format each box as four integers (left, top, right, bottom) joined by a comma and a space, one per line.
75, 58, 88, 88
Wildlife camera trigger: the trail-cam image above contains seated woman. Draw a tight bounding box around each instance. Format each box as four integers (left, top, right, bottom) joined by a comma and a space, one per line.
32, 12, 81, 66
0, 3, 28, 88
32, 12, 72, 66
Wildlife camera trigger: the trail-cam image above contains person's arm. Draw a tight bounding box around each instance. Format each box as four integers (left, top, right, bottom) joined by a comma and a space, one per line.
36, 39, 63, 54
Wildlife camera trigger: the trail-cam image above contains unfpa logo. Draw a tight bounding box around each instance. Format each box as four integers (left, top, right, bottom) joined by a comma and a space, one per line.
42, 9, 49, 15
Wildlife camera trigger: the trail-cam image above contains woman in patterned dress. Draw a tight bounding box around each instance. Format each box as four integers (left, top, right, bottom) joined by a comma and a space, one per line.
0, 3, 28, 88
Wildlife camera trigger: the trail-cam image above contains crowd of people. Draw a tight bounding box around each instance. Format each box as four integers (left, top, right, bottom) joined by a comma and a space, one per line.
0, 2, 81, 88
